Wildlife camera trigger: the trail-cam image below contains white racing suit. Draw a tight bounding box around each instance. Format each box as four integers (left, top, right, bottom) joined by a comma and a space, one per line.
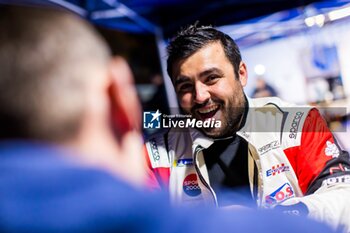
145, 97, 350, 232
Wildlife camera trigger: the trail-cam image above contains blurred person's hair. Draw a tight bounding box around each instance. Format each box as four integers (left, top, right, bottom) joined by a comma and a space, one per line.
0, 6, 110, 141
166, 23, 242, 80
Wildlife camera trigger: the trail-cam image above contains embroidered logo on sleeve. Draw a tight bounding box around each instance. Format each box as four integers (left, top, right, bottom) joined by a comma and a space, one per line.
266, 163, 290, 177
265, 183, 294, 206
174, 159, 193, 167
183, 174, 201, 197
146, 139, 170, 168
325, 141, 340, 158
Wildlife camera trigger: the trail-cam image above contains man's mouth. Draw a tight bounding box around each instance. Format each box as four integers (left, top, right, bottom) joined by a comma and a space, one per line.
196, 105, 220, 120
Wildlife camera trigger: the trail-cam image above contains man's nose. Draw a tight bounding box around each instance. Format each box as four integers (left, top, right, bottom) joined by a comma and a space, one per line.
193, 82, 210, 104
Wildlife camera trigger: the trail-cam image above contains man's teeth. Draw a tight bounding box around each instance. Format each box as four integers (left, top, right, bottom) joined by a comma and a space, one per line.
198, 106, 218, 114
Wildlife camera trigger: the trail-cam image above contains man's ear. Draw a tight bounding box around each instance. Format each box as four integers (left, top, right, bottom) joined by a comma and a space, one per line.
108, 57, 141, 137
238, 62, 248, 87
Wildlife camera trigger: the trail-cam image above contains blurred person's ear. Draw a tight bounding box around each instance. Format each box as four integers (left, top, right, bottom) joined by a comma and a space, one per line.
107, 56, 146, 187
108, 57, 141, 136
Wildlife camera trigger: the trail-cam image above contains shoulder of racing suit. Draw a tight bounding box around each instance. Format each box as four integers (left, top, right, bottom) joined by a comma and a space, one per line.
246, 98, 350, 232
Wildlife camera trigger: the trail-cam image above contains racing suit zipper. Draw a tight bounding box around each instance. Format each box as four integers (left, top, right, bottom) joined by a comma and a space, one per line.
194, 146, 218, 206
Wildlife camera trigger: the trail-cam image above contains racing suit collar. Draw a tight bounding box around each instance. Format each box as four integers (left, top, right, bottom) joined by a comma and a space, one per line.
189, 128, 215, 149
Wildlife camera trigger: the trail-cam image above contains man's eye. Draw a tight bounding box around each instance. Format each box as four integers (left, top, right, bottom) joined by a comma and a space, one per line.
207, 75, 220, 83
177, 83, 192, 92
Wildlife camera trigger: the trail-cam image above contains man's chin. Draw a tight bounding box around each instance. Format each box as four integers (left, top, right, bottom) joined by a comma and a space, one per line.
200, 128, 226, 139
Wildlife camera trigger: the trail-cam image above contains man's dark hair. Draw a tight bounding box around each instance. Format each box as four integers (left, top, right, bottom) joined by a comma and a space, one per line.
166, 23, 242, 79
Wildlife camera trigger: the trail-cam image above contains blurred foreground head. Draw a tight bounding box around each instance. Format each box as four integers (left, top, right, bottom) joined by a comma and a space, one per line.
0, 5, 145, 186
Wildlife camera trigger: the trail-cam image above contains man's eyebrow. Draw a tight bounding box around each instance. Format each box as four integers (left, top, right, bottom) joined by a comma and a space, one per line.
174, 76, 190, 86
174, 68, 223, 86
198, 68, 223, 78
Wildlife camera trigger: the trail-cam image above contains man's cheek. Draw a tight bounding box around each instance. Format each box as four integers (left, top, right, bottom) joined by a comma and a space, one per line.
179, 98, 192, 112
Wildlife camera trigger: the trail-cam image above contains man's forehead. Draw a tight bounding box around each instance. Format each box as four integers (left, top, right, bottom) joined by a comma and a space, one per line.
170, 42, 227, 79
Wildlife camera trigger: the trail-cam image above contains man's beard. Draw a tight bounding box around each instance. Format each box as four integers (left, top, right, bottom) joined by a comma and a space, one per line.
194, 93, 247, 139
219, 101, 247, 137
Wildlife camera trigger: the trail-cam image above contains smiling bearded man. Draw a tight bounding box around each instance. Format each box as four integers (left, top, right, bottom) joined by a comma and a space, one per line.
171, 40, 247, 137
